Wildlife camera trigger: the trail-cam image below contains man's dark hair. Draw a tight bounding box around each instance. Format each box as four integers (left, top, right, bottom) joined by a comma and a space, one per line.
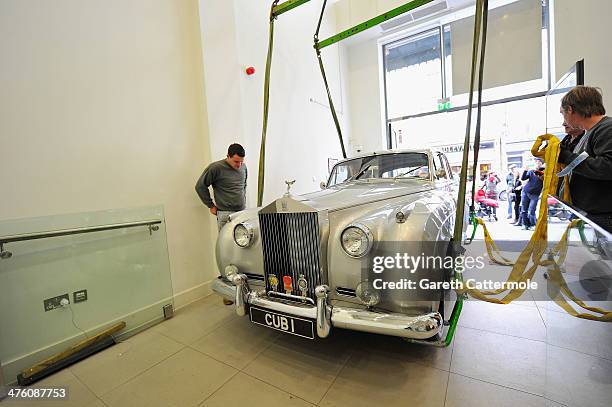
561, 86, 606, 117
227, 143, 245, 158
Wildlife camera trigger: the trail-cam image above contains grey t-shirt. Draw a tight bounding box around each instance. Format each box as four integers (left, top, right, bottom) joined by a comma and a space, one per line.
195, 159, 247, 211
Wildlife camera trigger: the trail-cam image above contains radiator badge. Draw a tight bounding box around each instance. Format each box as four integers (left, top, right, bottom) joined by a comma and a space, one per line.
283, 275, 293, 294
268, 275, 279, 292
297, 274, 308, 297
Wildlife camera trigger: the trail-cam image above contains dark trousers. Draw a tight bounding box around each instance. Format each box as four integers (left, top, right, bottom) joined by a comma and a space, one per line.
521, 191, 540, 227
513, 193, 522, 222
507, 192, 513, 217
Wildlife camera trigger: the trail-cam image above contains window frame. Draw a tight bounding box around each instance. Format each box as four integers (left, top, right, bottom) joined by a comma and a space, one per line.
379, 0, 551, 149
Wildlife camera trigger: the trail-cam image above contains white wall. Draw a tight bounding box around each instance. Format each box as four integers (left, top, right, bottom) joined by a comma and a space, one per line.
554, 0, 612, 108
198, 0, 349, 203
346, 39, 385, 153
0, 0, 215, 299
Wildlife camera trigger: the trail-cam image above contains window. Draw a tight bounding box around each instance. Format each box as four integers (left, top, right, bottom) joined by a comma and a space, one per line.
383, 0, 550, 144
327, 153, 430, 186
383, 28, 444, 118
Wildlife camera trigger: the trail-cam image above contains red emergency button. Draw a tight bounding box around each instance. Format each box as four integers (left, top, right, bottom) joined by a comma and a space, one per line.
283, 275, 293, 294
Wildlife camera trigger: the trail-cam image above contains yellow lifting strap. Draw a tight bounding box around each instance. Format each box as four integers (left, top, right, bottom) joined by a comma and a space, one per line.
461, 134, 612, 322
476, 134, 573, 265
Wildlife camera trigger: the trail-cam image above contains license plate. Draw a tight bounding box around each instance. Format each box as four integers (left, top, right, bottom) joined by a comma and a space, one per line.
249, 307, 314, 339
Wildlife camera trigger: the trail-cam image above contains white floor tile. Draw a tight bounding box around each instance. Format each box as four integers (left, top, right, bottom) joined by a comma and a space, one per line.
545, 345, 612, 407
445, 373, 547, 407
459, 300, 547, 341
243, 332, 355, 404
320, 349, 448, 407
200, 372, 314, 407
101, 347, 237, 407
1, 369, 98, 407
70, 329, 183, 396
191, 316, 279, 369
450, 326, 547, 395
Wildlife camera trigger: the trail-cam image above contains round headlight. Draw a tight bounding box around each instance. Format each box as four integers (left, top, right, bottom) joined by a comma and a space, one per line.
340, 223, 373, 258
233, 223, 254, 248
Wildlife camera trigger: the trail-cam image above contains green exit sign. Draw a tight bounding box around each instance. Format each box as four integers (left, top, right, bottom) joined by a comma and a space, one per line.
437, 101, 452, 111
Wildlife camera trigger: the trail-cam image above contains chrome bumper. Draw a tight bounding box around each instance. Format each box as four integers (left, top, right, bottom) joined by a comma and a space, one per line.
212, 276, 442, 340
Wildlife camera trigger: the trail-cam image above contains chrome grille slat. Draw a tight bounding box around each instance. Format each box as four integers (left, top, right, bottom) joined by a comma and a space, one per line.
259, 212, 321, 301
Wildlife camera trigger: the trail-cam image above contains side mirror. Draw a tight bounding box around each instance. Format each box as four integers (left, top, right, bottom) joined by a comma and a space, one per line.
320, 181, 327, 189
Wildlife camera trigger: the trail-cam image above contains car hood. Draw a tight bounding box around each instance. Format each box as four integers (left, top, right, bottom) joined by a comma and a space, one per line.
294, 180, 435, 212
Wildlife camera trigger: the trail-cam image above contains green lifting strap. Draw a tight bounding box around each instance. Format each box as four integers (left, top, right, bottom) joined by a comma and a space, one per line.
272, 0, 311, 17
314, 0, 347, 159
469, 0, 489, 216
316, 0, 435, 49
312, 0, 437, 160
453, 0, 487, 245
257, 0, 280, 207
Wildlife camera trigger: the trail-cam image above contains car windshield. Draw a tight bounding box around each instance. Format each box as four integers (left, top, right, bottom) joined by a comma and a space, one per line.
328, 153, 430, 187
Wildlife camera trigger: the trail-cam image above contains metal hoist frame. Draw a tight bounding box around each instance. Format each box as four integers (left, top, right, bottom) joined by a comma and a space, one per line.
257, 0, 491, 345
257, 0, 436, 206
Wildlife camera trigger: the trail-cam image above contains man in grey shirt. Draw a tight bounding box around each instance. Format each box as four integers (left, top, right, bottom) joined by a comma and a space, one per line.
195, 143, 248, 231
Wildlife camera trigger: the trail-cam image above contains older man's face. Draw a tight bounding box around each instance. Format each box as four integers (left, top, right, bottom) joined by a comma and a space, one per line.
563, 122, 583, 138
560, 106, 580, 129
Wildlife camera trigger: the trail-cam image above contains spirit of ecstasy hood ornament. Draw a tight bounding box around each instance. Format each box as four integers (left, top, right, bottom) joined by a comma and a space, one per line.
284, 179, 296, 196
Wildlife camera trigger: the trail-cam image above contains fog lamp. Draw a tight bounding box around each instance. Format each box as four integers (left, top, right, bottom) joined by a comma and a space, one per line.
409, 316, 439, 333
224, 264, 239, 282
355, 281, 380, 307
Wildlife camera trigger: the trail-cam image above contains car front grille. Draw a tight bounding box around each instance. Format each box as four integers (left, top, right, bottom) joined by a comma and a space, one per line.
258, 212, 322, 300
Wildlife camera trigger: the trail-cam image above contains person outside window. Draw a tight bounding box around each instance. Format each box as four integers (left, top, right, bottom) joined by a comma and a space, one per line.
519, 162, 544, 231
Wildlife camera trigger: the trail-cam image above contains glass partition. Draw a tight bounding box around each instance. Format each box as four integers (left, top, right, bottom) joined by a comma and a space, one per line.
0, 206, 174, 385
545, 59, 584, 134
542, 198, 612, 407
460, 196, 611, 406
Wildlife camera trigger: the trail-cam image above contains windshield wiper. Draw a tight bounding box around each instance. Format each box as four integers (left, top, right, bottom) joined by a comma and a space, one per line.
393, 166, 427, 180
348, 164, 372, 181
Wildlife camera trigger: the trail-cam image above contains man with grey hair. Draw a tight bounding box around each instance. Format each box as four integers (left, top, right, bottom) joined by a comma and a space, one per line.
559, 86, 612, 233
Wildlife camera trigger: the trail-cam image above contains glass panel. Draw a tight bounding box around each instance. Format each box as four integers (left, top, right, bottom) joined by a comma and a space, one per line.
443, 24, 452, 98
542, 199, 612, 407
447, 0, 545, 101
546, 61, 583, 135
384, 28, 443, 118
0, 206, 173, 385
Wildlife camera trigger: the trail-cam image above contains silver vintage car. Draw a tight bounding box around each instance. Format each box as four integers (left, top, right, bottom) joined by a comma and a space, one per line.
212, 149, 464, 342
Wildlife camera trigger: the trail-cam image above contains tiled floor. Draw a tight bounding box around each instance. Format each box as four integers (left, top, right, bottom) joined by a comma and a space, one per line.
3, 293, 610, 407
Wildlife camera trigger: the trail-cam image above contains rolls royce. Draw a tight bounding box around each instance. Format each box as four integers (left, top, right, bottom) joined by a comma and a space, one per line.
212, 149, 465, 342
